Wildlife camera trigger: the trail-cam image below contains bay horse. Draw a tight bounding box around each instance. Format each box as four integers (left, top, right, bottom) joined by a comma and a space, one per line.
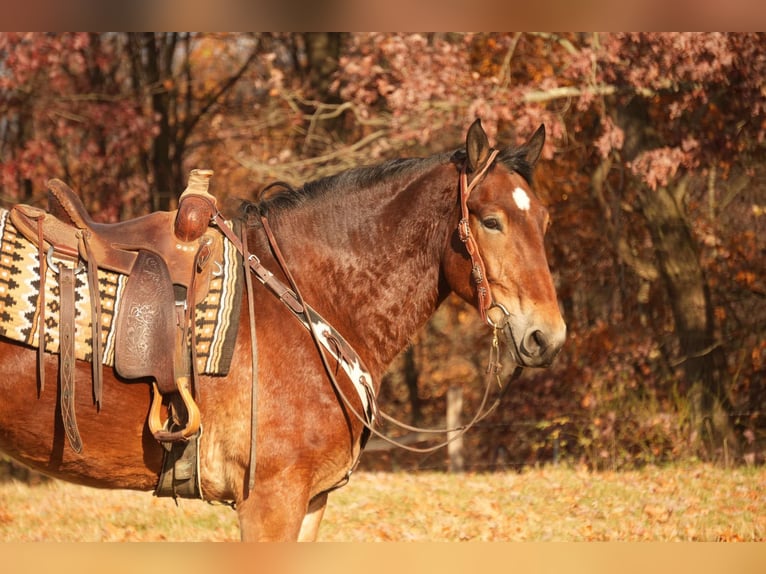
0, 119, 565, 541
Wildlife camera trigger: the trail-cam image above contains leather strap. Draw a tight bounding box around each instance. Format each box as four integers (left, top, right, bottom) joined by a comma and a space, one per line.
59, 263, 83, 453
82, 232, 103, 409
186, 237, 211, 401
240, 223, 259, 495
212, 214, 377, 419
458, 149, 500, 325
35, 216, 47, 397
213, 216, 304, 315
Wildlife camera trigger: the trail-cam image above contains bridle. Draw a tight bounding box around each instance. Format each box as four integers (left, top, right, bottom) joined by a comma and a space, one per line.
457, 148, 512, 330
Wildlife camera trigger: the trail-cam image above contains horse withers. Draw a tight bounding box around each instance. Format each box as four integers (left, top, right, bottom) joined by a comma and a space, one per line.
0, 119, 565, 541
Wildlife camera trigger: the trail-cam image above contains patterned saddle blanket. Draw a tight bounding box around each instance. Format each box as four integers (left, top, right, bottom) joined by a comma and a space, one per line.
0, 207, 242, 376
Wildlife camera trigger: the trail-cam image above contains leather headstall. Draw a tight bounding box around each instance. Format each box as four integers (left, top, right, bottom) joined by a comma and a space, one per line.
458, 148, 500, 326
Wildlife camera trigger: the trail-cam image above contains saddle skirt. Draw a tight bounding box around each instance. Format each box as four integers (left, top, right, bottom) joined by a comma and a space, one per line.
0, 207, 242, 376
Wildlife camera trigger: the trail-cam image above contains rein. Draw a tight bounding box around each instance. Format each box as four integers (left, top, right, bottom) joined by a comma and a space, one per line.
213, 212, 379, 490
254, 211, 522, 456
211, 153, 520, 482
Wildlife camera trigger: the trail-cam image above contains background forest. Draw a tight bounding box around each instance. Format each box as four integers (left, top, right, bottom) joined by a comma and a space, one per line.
0, 32, 764, 476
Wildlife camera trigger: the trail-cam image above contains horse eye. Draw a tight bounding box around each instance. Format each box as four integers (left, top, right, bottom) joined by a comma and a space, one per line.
482, 217, 502, 231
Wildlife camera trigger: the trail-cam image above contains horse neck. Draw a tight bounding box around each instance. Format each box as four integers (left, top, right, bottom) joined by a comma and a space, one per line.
269, 163, 457, 378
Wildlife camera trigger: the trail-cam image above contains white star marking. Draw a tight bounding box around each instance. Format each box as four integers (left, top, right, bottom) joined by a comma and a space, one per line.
513, 187, 531, 211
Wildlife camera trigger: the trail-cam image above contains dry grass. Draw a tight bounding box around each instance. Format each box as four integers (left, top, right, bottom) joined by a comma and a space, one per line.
0, 464, 764, 541
0, 479, 239, 542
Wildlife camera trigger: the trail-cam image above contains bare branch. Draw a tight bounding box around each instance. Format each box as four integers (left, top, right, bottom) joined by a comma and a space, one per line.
178, 38, 261, 146
493, 32, 522, 94
234, 129, 392, 184
522, 84, 657, 104
523, 85, 616, 103
669, 340, 723, 368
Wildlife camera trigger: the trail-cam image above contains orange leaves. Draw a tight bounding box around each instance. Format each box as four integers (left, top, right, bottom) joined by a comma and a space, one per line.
595, 116, 625, 158
628, 146, 692, 190
1, 466, 764, 541
715, 530, 746, 542
752, 340, 766, 371
735, 270, 757, 287
469, 35, 504, 79
643, 503, 673, 523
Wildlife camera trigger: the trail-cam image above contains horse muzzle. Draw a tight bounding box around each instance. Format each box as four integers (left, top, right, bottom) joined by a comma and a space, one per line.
488, 303, 566, 368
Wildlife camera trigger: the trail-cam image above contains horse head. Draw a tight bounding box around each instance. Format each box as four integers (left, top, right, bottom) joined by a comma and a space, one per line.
443, 119, 566, 368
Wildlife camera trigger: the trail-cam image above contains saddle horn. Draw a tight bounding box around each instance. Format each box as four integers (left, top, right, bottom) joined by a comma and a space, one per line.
175, 169, 217, 243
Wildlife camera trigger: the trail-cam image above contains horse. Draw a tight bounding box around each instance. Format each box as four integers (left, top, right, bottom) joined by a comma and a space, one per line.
0, 119, 566, 541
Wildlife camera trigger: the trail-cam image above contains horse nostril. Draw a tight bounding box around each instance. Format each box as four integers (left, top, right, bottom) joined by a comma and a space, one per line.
517, 322, 565, 367
522, 329, 547, 357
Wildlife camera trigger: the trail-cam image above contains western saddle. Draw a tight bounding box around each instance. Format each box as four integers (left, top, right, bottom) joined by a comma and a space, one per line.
10, 169, 221, 454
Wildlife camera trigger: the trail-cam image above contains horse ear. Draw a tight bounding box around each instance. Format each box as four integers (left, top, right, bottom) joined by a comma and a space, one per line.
466, 118, 492, 173
522, 124, 546, 168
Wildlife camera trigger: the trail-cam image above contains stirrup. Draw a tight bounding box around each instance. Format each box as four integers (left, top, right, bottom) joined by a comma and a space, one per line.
148, 378, 201, 442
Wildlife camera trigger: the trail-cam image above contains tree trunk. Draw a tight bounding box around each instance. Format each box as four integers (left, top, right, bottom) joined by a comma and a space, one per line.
143, 33, 178, 212
301, 33, 343, 99
295, 33, 348, 144
402, 346, 422, 425
125, 33, 258, 213
126, 33, 177, 213
640, 179, 737, 462
613, 97, 739, 463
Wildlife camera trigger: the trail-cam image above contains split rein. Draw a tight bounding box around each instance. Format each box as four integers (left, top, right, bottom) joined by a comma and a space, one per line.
211, 150, 522, 462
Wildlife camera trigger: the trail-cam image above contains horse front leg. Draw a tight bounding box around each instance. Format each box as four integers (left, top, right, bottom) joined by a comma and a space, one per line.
297, 492, 329, 541
236, 480, 311, 541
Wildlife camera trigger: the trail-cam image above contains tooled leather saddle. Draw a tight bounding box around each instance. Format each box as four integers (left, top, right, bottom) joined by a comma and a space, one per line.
10, 169, 221, 453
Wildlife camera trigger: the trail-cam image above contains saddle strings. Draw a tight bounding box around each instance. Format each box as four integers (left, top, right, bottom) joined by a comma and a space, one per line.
81, 232, 104, 409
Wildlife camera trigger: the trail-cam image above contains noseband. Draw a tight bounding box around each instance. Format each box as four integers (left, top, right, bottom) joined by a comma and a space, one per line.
458, 149, 509, 328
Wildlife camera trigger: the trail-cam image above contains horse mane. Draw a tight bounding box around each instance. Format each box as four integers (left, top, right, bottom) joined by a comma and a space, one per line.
253, 141, 535, 217
255, 155, 444, 216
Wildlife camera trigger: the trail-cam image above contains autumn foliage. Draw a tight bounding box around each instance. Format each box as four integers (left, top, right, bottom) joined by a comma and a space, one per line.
0, 33, 764, 473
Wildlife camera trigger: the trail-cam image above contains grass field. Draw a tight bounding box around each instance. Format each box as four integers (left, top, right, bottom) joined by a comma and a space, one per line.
0, 464, 764, 541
